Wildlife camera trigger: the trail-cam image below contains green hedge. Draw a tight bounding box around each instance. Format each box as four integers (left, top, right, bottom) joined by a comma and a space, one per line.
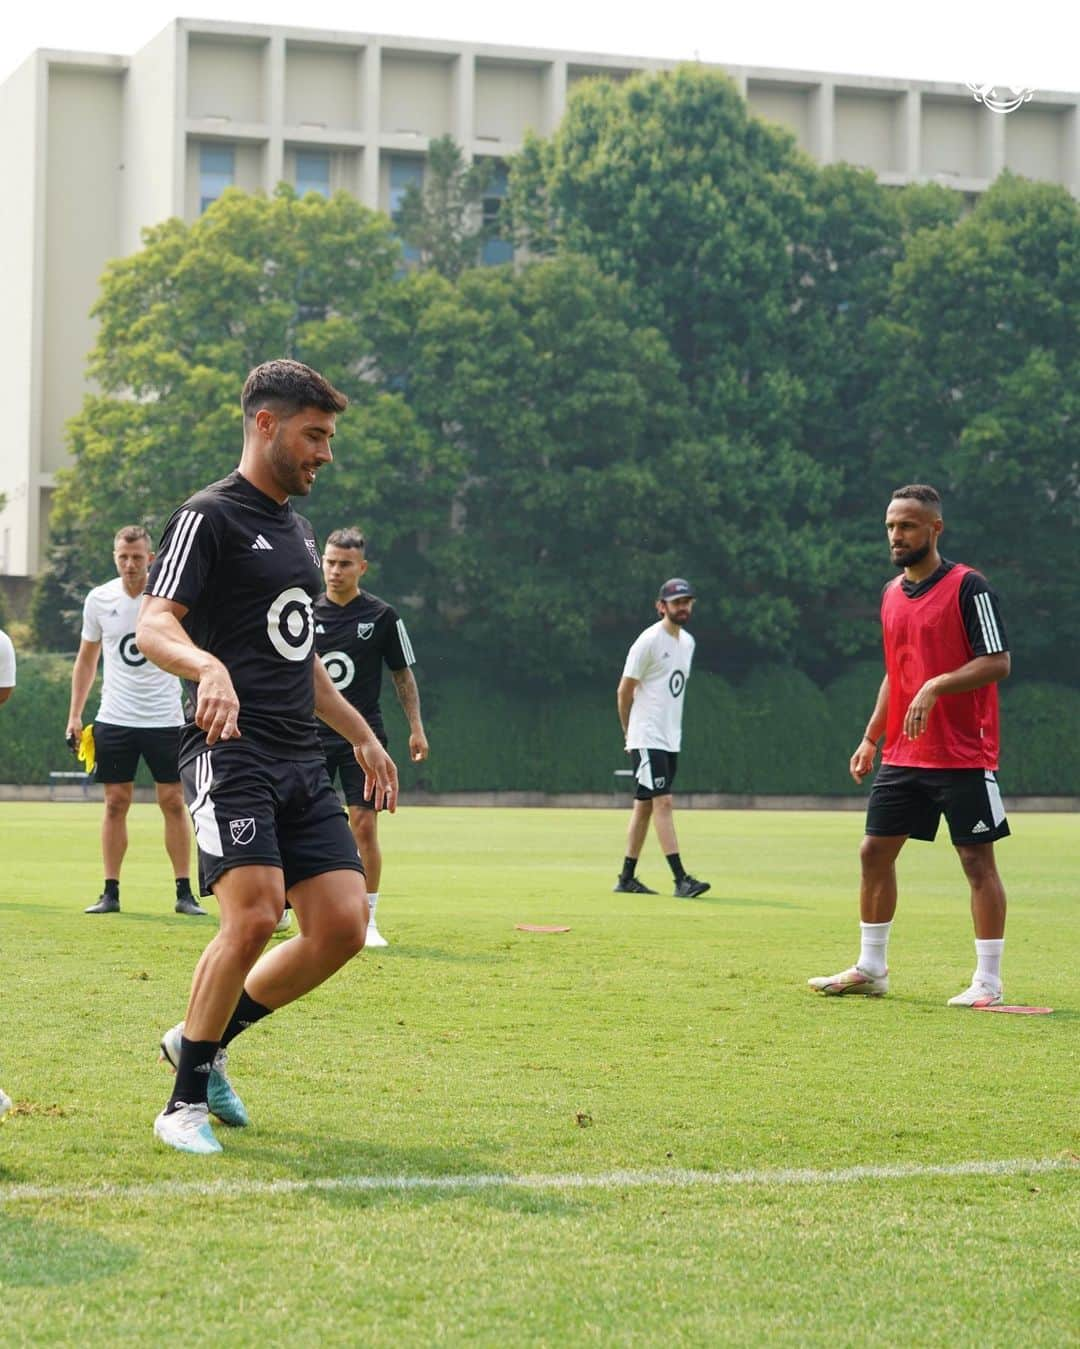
0, 656, 1076, 794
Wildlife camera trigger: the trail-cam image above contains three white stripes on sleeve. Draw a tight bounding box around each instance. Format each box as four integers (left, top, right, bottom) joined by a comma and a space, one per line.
150, 509, 204, 600
974, 591, 1004, 654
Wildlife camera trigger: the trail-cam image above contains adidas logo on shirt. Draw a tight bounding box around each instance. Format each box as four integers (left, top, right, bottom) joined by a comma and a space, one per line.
971, 820, 990, 834
251, 535, 273, 551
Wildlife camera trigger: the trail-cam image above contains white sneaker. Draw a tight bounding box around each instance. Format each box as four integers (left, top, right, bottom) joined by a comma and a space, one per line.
0, 1087, 12, 1119
365, 919, 388, 948
808, 965, 889, 996
274, 909, 292, 933
153, 1101, 222, 1154
947, 980, 1003, 1008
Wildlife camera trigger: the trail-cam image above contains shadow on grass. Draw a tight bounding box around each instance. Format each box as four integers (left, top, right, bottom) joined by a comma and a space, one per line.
0, 900, 217, 926
373, 945, 504, 965
0, 1214, 138, 1286
679, 895, 808, 910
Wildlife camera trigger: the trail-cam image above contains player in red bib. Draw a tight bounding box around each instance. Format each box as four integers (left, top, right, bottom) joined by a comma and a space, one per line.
809, 484, 1013, 1007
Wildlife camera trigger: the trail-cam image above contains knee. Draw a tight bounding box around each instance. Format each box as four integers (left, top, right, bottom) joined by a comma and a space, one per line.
330, 898, 370, 958
859, 835, 896, 871
957, 846, 995, 884
103, 794, 130, 820
651, 794, 673, 815
158, 791, 186, 818
228, 908, 280, 956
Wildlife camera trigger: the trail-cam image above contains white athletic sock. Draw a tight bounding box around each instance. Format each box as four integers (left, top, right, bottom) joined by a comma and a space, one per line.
858, 921, 892, 977
974, 938, 1004, 988
367, 892, 379, 921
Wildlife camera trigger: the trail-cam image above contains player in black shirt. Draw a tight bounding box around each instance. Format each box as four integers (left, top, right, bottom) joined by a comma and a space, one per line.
138, 359, 397, 1155
314, 527, 429, 946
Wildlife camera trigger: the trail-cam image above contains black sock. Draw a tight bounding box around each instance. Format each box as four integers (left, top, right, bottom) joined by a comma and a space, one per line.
666, 853, 687, 881
168, 1037, 218, 1112
103, 879, 119, 901
175, 877, 194, 900
220, 990, 273, 1049
620, 856, 638, 882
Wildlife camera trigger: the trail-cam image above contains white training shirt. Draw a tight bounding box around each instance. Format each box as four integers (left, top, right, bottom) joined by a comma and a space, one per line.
81, 577, 183, 727
0, 627, 15, 688
622, 620, 695, 752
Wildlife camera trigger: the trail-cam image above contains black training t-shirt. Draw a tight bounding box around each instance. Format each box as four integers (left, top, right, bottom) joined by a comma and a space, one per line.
313, 591, 414, 747
146, 471, 325, 766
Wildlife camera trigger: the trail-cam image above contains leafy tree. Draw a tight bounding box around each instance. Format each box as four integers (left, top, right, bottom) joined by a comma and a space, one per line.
28, 559, 83, 653
396, 136, 495, 279
872, 172, 1080, 679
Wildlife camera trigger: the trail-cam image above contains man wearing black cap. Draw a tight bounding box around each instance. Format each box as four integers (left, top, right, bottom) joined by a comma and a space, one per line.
614, 579, 710, 898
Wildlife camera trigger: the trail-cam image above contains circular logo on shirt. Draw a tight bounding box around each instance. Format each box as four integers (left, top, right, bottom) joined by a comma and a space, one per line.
119, 632, 147, 667
266, 587, 314, 662
322, 649, 355, 691
669, 670, 686, 698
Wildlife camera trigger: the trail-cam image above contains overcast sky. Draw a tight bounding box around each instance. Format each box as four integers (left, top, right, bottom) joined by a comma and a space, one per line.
3, 0, 1077, 93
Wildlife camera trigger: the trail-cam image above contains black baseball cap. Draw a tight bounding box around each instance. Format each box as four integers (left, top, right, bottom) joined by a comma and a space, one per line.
658, 577, 695, 601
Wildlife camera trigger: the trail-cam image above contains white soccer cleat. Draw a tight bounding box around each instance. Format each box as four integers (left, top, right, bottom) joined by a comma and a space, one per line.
274, 909, 292, 933
365, 919, 388, 949
0, 1087, 12, 1119
808, 965, 889, 997
947, 981, 1003, 1008
153, 1102, 222, 1154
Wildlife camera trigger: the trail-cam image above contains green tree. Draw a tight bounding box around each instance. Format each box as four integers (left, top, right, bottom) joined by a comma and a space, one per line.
53, 186, 422, 580
396, 136, 495, 279
872, 172, 1080, 679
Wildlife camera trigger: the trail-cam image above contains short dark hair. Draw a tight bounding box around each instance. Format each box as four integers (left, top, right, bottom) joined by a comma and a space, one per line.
114, 525, 152, 548
241, 359, 348, 420
891, 483, 942, 509
326, 527, 366, 554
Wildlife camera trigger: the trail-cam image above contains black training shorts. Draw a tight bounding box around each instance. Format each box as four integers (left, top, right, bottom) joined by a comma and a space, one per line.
629, 747, 679, 801
93, 721, 181, 784
321, 734, 388, 811
866, 764, 1010, 846
180, 740, 364, 895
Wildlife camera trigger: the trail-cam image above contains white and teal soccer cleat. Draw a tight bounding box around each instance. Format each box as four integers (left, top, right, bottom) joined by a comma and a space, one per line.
154, 1102, 222, 1155
808, 965, 889, 997
947, 980, 1003, 1008
365, 918, 388, 948
159, 1023, 250, 1128
0, 1087, 12, 1119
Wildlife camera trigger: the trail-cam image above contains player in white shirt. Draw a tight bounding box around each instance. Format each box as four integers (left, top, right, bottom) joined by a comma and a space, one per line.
66, 527, 204, 916
614, 578, 710, 898
0, 625, 14, 1114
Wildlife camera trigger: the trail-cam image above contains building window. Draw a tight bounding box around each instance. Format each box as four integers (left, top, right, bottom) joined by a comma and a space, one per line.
296, 150, 331, 199
389, 156, 424, 261
481, 162, 513, 266
199, 144, 235, 213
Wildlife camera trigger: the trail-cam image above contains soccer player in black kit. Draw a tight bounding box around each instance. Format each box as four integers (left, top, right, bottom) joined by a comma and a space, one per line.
314, 527, 429, 947
137, 359, 397, 1154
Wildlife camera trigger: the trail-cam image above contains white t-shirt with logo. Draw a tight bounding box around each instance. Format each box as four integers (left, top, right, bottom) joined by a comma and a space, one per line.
622, 620, 695, 752
0, 627, 15, 688
81, 577, 183, 727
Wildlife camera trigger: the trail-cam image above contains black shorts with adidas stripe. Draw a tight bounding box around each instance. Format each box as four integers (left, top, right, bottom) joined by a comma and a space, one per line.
180, 740, 364, 896
865, 764, 1010, 846
629, 748, 679, 801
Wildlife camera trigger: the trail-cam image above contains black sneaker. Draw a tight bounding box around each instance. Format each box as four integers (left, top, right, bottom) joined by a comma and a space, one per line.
85, 894, 120, 914
175, 894, 208, 916
613, 876, 658, 894
674, 875, 710, 898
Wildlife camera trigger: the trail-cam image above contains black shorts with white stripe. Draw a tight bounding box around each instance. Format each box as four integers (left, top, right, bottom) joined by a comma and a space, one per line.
866, 765, 1010, 846
629, 748, 679, 801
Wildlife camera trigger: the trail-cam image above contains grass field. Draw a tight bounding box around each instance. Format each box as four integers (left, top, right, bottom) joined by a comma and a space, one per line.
1, 802, 1077, 1346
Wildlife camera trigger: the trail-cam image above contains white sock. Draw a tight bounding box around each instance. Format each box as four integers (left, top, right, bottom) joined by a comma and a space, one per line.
367, 892, 379, 922
858, 921, 892, 977
974, 938, 1004, 988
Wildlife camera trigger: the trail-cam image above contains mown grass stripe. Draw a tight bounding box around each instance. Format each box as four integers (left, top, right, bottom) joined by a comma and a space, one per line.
1, 1156, 1071, 1206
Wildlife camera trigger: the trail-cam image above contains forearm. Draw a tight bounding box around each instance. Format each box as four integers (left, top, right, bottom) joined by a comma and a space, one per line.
863, 676, 889, 743
925, 654, 1010, 696
617, 686, 635, 736
391, 667, 424, 732
68, 654, 98, 720
136, 609, 220, 683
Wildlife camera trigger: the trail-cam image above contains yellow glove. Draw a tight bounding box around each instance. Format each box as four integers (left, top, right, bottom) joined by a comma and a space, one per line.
77, 724, 96, 775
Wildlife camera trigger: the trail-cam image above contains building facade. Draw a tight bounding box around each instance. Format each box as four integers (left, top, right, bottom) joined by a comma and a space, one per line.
1, 17, 1078, 578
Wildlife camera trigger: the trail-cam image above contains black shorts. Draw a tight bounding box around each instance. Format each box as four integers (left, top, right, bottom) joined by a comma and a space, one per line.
93, 721, 181, 784
321, 733, 388, 811
180, 741, 365, 896
866, 764, 1011, 846
629, 748, 679, 801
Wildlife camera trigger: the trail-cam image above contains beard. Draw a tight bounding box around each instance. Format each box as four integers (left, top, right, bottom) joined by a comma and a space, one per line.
892, 541, 931, 569
268, 433, 311, 497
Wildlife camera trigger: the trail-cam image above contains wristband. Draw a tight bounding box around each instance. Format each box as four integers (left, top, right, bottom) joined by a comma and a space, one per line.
861, 735, 879, 748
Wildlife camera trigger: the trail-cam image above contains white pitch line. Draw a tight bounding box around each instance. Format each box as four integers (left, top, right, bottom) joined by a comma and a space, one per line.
0, 1156, 1073, 1206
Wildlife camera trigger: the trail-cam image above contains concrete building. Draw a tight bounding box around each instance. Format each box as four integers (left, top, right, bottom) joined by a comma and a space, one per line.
1, 17, 1078, 581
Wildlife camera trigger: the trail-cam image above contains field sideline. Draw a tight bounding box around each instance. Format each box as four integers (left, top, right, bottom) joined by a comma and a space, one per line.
1, 804, 1077, 1345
